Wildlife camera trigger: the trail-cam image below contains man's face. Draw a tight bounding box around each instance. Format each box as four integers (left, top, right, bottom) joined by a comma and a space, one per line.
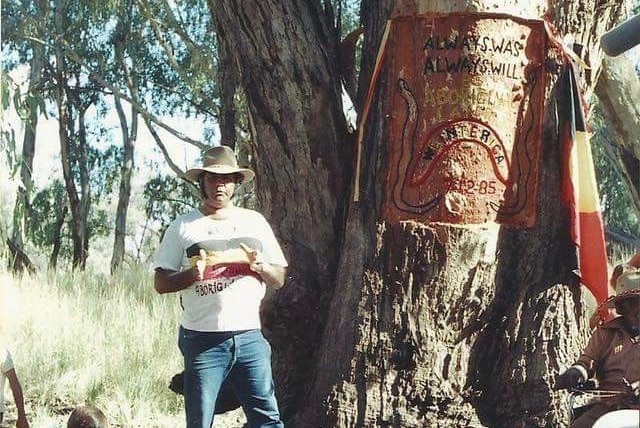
202, 172, 238, 209
618, 295, 640, 336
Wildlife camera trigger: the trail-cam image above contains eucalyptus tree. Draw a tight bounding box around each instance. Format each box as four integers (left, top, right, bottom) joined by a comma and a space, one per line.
207, 0, 636, 426
1, 0, 49, 272
108, 1, 141, 272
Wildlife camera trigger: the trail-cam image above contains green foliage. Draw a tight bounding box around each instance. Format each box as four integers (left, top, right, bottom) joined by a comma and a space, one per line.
26, 178, 112, 260
335, 0, 361, 38
87, 145, 122, 198
591, 103, 640, 237
0, 73, 20, 180
143, 174, 199, 234
27, 180, 66, 250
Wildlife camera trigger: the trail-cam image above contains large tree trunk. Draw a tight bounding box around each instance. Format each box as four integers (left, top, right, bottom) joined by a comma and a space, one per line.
210, 0, 626, 426
214, 23, 238, 148
209, 0, 351, 419
297, 1, 624, 427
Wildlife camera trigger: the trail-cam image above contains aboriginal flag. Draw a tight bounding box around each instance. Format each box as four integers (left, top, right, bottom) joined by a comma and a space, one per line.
560, 64, 610, 311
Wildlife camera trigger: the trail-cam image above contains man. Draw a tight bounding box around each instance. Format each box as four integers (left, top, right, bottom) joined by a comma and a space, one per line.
153, 145, 287, 428
0, 347, 29, 428
557, 254, 640, 428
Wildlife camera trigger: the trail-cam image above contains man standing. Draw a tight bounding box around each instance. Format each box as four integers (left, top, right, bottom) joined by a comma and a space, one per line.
153, 145, 287, 428
1, 347, 29, 428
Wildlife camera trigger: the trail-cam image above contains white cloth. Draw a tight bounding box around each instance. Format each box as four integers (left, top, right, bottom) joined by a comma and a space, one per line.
0, 347, 14, 413
592, 409, 640, 428
153, 208, 287, 332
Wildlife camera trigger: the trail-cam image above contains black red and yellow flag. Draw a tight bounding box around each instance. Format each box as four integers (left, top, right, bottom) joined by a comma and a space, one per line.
560, 63, 610, 318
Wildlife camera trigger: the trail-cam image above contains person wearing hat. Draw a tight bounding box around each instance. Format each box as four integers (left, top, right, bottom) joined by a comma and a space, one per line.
556, 253, 640, 428
153, 145, 287, 428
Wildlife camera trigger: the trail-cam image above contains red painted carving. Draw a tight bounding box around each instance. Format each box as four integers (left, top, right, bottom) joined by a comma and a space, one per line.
382, 14, 547, 227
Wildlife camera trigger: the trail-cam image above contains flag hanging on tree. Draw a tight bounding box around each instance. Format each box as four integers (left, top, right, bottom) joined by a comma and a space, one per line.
561, 63, 610, 316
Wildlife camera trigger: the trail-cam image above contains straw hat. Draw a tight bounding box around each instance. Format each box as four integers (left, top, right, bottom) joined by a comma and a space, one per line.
184, 146, 254, 183
605, 264, 640, 308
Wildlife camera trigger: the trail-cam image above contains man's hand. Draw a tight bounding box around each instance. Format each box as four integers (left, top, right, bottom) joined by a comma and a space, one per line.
240, 243, 264, 274
195, 248, 207, 281
239, 243, 286, 288
556, 366, 586, 390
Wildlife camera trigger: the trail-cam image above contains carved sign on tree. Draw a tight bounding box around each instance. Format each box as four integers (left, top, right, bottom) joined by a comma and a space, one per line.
381, 14, 548, 227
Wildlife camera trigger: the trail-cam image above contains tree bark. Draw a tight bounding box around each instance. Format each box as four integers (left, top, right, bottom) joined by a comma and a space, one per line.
214, 23, 238, 148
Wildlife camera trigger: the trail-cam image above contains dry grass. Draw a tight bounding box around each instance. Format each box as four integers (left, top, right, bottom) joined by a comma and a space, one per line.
0, 264, 246, 427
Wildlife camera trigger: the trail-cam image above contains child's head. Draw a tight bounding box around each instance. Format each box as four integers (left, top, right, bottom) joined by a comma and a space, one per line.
67, 405, 108, 428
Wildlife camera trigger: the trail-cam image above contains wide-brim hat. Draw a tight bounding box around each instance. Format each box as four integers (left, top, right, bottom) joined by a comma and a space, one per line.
604, 265, 640, 308
184, 145, 255, 184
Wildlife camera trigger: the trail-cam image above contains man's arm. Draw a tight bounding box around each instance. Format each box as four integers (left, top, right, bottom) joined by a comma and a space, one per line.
253, 263, 287, 289
6, 368, 29, 428
155, 249, 208, 294
240, 243, 286, 288
154, 268, 198, 294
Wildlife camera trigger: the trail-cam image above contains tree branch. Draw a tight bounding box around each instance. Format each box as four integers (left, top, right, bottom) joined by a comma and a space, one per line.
22, 35, 207, 151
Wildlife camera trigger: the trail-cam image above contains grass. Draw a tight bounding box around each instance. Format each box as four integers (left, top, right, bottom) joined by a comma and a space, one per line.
0, 264, 187, 427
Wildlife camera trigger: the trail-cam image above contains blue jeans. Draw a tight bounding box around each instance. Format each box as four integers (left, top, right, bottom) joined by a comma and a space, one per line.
178, 327, 283, 428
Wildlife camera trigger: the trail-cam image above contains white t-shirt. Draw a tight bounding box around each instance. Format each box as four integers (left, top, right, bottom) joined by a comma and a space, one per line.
0, 347, 14, 413
153, 208, 287, 332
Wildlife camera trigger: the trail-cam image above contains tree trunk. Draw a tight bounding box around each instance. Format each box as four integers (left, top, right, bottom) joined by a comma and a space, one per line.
298, 1, 624, 427
210, 0, 626, 426
54, 1, 91, 270
11, 37, 45, 254
54, 17, 84, 269
111, 16, 139, 273
111, 94, 137, 273
77, 102, 91, 269
49, 202, 68, 270
5, 236, 36, 275
209, 0, 351, 419
214, 23, 238, 148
